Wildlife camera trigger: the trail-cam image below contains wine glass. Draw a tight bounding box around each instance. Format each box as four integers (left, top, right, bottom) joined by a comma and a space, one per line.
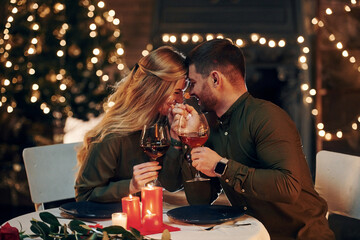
140, 123, 171, 186
177, 111, 210, 182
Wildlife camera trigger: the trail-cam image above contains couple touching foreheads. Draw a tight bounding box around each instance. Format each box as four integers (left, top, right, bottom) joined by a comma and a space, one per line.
74, 39, 335, 240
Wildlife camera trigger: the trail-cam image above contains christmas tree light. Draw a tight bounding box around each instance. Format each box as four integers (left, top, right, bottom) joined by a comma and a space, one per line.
0, 0, 127, 123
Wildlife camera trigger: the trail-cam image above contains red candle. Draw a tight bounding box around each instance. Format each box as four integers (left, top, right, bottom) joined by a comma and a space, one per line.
121, 195, 141, 230
141, 185, 163, 224
142, 210, 161, 232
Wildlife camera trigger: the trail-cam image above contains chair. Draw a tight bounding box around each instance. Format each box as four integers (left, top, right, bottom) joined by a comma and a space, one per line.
23, 142, 82, 211
315, 150, 360, 239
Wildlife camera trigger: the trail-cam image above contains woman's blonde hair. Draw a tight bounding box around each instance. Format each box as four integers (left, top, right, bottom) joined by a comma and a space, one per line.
77, 46, 186, 165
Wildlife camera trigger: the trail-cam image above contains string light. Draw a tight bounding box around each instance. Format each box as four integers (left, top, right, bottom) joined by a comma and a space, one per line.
181, 34, 189, 43
268, 40, 276, 48
206, 34, 214, 41
311, 1, 360, 141
297, 36, 304, 43
278, 40, 286, 47
259, 37, 266, 45
162, 34, 170, 42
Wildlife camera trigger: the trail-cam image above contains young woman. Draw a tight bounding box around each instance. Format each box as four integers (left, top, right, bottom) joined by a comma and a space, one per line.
75, 46, 186, 202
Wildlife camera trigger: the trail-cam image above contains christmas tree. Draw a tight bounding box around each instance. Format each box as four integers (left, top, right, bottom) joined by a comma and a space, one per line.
0, 0, 127, 209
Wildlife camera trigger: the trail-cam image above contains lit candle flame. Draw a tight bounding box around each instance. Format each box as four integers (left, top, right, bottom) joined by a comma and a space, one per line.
129, 194, 132, 199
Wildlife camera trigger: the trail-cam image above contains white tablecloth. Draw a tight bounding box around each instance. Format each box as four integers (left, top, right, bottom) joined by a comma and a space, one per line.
3, 207, 270, 240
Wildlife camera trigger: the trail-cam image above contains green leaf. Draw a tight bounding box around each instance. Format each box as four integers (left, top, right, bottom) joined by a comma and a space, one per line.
50, 225, 60, 233
68, 220, 89, 235
102, 226, 126, 235
30, 220, 52, 240
129, 227, 141, 238
39, 212, 61, 227
102, 226, 136, 240
30, 220, 50, 235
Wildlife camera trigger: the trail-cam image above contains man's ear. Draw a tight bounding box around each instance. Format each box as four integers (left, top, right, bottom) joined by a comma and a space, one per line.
211, 71, 220, 87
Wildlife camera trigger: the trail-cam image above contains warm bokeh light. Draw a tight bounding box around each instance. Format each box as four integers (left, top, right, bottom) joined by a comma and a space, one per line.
297, 36, 304, 43
311, 109, 318, 116
98, 1, 105, 8
250, 33, 259, 42
301, 83, 309, 91
206, 34, 214, 41
336, 42, 343, 49
299, 56, 307, 63
162, 34, 170, 42
317, 123, 324, 130
169, 35, 177, 43
93, 48, 100, 55
235, 39, 244, 47
278, 40, 286, 47
181, 34, 189, 43
117, 48, 124, 55
319, 130, 325, 137
192, 34, 200, 42
32, 84, 39, 90
311, 18, 318, 25
268, 40, 276, 48
309, 89, 316, 96
325, 133, 332, 141
305, 97, 313, 103
336, 131, 343, 138
259, 37, 266, 45
329, 34, 335, 41
325, 8, 333, 15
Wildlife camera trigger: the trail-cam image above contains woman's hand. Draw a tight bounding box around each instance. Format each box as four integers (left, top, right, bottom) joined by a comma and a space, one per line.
129, 162, 162, 193
170, 104, 198, 137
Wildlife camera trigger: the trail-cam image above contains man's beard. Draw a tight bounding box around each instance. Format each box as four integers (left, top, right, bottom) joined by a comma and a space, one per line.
198, 85, 217, 113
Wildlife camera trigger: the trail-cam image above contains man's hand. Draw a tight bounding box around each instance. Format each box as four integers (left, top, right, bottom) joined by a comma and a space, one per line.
190, 147, 222, 177
129, 162, 161, 193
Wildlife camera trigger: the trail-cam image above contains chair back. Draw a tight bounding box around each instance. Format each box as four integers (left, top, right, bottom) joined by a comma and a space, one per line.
315, 150, 360, 219
23, 142, 82, 211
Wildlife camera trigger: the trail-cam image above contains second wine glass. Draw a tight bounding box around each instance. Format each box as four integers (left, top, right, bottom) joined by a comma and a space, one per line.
177, 111, 210, 182
140, 123, 170, 186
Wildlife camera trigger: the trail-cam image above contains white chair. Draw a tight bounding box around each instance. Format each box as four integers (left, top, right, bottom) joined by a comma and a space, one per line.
23, 142, 82, 211
315, 150, 360, 219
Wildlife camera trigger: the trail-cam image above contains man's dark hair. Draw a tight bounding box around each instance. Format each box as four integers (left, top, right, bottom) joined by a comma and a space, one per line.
186, 39, 246, 81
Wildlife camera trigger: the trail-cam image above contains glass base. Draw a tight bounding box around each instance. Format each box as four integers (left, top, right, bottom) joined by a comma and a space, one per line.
146, 178, 162, 187
186, 177, 210, 182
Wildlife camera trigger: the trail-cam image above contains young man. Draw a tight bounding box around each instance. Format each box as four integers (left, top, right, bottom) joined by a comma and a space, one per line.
171, 39, 334, 239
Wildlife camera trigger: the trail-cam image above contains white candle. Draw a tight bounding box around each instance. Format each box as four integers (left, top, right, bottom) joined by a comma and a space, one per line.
112, 212, 127, 228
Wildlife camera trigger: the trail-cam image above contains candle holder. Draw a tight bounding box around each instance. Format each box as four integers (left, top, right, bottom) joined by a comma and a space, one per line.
111, 212, 127, 229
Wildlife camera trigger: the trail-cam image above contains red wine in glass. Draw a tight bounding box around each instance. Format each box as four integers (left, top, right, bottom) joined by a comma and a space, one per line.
140, 144, 170, 160
140, 123, 170, 185
177, 112, 210, 182
179, 134, 208, 148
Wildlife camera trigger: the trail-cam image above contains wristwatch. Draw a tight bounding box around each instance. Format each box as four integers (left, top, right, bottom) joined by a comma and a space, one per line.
214, 158, 228, 176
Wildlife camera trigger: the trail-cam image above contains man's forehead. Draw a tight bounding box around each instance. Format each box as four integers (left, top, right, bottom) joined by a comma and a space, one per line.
188, 64, 201, 80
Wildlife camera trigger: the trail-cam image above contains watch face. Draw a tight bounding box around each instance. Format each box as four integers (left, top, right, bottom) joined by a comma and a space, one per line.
215, 161, 227, 175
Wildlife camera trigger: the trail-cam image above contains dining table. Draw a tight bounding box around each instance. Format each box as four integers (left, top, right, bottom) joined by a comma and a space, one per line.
3, 202, 270, 240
